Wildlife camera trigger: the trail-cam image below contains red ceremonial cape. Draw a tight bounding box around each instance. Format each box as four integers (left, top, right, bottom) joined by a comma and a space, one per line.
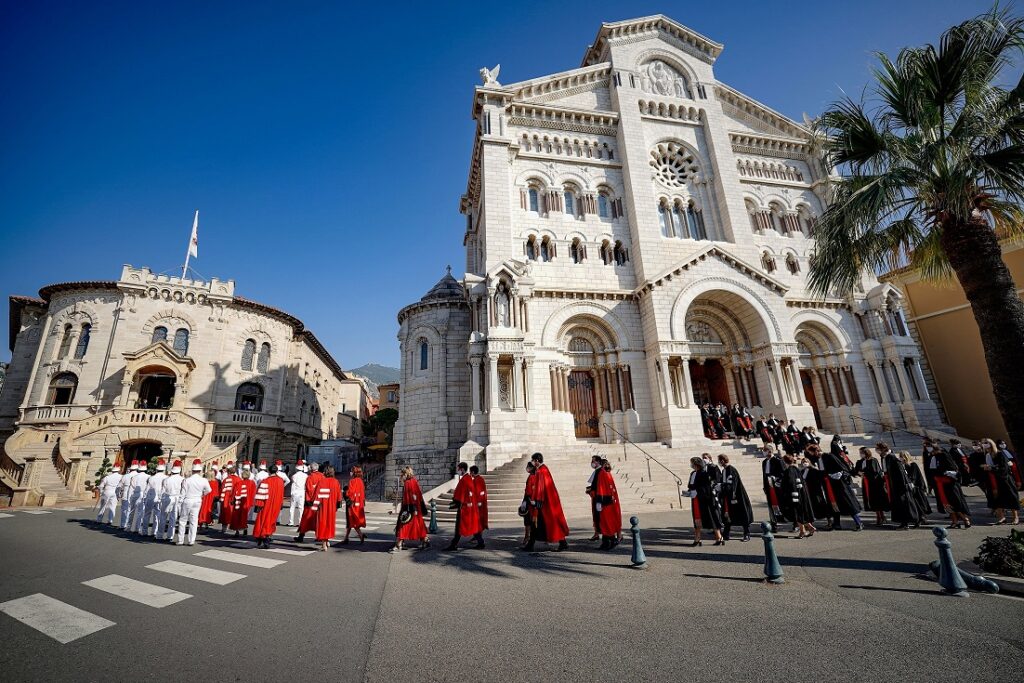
312, 477, 341, 542
298, 471, 325, 534
397, 478, 428, 541
199, 478, 220, 524
594, 468, 622, 536
219, 475, 240, 525
473, 474, 489, 530
534, 464, 570, 542
453, 474, 481, 537
231, 479, 256, 530
252, 476, 284, 538
346, 477, 366, 529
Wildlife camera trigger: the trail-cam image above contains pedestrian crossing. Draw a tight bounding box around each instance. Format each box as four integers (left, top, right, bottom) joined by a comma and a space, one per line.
193, 549, 287, 568
0, 594, 115, 644
82, 575, 192, 608
0, 513, 12, 519
146, 560, 247, 585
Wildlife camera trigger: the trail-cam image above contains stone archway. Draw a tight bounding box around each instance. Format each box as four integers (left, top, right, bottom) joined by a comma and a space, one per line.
795, 320, 861, 433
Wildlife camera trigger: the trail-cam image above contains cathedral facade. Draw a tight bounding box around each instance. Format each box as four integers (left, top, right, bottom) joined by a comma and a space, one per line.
392, 15, 945, 488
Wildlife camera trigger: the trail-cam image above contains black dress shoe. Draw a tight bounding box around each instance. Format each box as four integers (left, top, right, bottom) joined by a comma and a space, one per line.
556, 540, 568, 551
442, 544, 458, 552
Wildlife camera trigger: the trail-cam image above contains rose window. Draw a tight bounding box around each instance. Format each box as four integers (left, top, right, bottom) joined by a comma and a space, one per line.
650, 142, 699, 188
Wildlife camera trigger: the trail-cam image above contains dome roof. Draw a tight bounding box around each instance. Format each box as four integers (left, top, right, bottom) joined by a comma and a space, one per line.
420, 267, 463, 302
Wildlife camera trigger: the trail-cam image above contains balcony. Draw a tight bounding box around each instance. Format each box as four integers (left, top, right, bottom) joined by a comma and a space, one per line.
19, 405, 91, 425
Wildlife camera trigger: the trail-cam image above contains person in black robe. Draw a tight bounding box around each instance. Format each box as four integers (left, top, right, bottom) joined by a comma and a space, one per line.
767, 414, 784, 451
714, 404, 730, 438
783, 421, 800, 456
995, 440, 1023, 491
807, 427, 821, 447
730, 404, 750, 438
921, 440, 939, 494
948, 439, 975, 486
701, 404, 723, 439
797, 427, 813, 454
969, 441, 991, 501
760, 447, 786, 532
901, 451, 932, 523
756, 417, 775, 451
801, 447, 832, 522
820, 443, 864, 531
718, 453, 753, 541
780, 455, 816, 538
855, 447, 889, 525
686, 457, 723, 546
924, 445, 972, 528
881, 447, 920, 529
981, 439, 1021, 524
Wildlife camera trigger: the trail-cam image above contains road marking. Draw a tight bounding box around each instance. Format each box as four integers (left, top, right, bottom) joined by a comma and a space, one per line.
0, 593, 114, 644
20, 510, 52, 515
265, 548, 315, 557
145, 560, 246, 585
0, 513, 12, 519
59, 507, 86, 512
193, 549, 286, 569
83, 575, 192, 608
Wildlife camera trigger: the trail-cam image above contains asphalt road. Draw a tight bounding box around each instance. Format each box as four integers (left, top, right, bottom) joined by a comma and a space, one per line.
0, 495, 1021, 683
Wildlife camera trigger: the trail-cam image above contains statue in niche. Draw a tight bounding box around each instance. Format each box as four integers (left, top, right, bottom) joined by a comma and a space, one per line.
673, 77, 688, 98
480, 64, 501, 86
495, 287, 511, 327
648, 60, 673, 95
686, 320, 718, 344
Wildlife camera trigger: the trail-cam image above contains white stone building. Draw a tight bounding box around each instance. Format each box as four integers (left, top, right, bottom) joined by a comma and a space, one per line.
392, 16, 947, 489
0, 265, 351, 505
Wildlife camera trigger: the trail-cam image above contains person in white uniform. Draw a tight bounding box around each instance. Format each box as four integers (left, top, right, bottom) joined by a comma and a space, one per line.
178, 459, 212, 546
159, 460, 184, 542
96, 465, 123, 525
255, 461, 270, 485
144, 459, 168, 537
128, 463, 151, 533
274, 459, 290, 486
118, 461, 138, 528
288, 460, 308, 526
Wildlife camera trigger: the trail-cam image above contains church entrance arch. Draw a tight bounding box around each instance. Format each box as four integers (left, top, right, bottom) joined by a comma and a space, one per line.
119, 440, 163, 467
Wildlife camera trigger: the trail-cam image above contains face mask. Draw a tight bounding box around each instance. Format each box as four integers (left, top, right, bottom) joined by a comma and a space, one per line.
591, 462, 600, 469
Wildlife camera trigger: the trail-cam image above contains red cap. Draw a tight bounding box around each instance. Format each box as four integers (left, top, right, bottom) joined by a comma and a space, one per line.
297, 460, 305, 466
172, 460, 182, 467
158, 459, 166, 465
275, 459, 283, 465
192, 459, 201, 466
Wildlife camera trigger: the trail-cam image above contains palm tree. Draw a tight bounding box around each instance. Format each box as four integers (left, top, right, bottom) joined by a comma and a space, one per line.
809, 7, 1024, 448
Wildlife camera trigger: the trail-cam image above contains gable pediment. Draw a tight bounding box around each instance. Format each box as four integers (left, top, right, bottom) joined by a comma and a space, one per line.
123, 341, 196, 378
715, 83, 810, 140
636, 244, 789, 297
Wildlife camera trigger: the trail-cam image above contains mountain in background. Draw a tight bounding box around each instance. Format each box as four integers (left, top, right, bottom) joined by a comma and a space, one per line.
346, 363, 400, 400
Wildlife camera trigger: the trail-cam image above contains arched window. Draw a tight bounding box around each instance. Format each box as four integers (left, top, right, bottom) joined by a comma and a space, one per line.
600, 240, 613, 265
688, 201, 708, 240
527, 188, 540, 212
563, 188, 576, 217
598, 194, 610, 218
241, 339, 256, 371
786, 253, 800, 274
235, 382, 264, 411
57, 324, 73, 359
770, 204, 788, 234
762, 251, 777, 273
73, 323, 91, 360
152, 326, 168, 344
48, 372, 78, 405
798, 206, 816, 236
173, 328, 189, 355
613, 241, 628, 266
539, 236, 552, 262
658, 200, 674, 238
525, 236, 538, 261
419, 340, 429, 370
674, 202, 690, 239
300, 400, 307, 424
257, 342, 271, 373
251, 439, 261, 460
570, 238, 585, 264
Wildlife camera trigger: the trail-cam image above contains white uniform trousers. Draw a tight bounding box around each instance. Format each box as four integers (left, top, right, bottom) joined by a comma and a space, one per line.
154, 498, 168, 539
163, 497, 181, 541
97, 494, 118, 524
177, 499, 202, 545
289, 495, 304, 526
129, 496, 146, 533
142, 498, 159, 535
119, 496, 133, 527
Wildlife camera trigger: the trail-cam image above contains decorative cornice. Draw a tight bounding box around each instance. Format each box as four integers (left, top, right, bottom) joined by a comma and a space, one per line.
729, 131, 812, 158
635, 244, 790, 298
785, 298, 851, 311
581, 15, 723, 67
532, 289, 634, 301
507, 102, 618, 136
715, 84, 809, 139
502, 63, 613, 103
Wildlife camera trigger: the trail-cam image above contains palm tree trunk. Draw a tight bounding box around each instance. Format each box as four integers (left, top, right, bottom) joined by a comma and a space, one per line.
941, 217, 1024, 450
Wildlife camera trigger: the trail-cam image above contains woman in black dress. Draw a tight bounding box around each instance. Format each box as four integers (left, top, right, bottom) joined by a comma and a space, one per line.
925, 445, 973, 529
855, 447, 889, 526
781, 454, 816, 538
686, 457, 724, 546
881, 445, 920, 529
718, 453, 753, 542
981, 439, 1021, 525
900, 451, 931, 525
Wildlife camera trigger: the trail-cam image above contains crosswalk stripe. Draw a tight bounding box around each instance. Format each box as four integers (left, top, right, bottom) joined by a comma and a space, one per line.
0, 513, 13, 519
193, 549, 286, 569
59, 508, 86, 512
145, 560, 246, 585
265, 548, 315, 557
0, 593, 115, 644
82, 575, 192, 608
20, 510, 52, 515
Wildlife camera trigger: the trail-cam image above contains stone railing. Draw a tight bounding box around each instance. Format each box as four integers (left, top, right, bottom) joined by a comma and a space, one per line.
1, 450, 25, 489
20, 405, 86, 424
201, 438, 242, 468
230, 411, 265, 425
54, 448, 72, 488
70, 408, 208, 442
3, 426, 51, 464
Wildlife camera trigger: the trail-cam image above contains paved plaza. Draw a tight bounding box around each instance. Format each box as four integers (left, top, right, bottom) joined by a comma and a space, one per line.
0, 494, 1021, 682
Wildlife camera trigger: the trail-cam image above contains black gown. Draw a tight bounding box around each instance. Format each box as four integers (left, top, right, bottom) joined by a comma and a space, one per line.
781, 465, 814, 524
883, 453, 919, 525
820, 450, 862, 516
688, 469, 723, 530
720, 464, 753, 528
906, 462, 932, 517
802, 456, 831, 520
761, 454, 786, 525
985, 451, 1022, 510
925, 449, 971, 515
856, 458, 890, 512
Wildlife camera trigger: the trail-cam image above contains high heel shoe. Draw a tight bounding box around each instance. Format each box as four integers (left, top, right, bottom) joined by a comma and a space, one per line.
689, 540, 703, 547
713, 539, 724, 546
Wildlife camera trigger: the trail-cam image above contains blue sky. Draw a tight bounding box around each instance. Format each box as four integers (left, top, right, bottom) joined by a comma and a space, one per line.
0, 0, 998, 367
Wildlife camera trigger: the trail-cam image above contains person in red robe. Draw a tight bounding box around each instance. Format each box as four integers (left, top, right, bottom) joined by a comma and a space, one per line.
471, 465, 489, 535
231, 471, 256, 536
391, 467, 429, 553
311, 465, 342, 551
520, 462, 537, 548
524, 453, 570, 551
199, 472, 220, 529
444, 463, 483, 551
295, 462, 324, 542
594, 459, 622, 550
342, 465, 367, 544
219, 463, 240, 532
252, 465, 285, 549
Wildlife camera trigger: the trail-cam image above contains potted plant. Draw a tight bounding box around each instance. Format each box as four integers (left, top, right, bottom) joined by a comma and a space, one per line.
88, 456, 114, 499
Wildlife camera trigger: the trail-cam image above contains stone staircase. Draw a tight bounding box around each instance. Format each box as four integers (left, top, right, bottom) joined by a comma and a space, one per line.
430, 429, 932, 527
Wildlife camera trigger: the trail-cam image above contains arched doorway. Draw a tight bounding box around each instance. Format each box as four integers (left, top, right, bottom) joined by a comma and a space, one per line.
119, 440, 163, 467
134, 365, 176, 409
795, 321, 859, 432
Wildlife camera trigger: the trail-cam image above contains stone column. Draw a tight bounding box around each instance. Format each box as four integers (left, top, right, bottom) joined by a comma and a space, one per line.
680, 358, 696, 408
868, 362, 889, 403
511, 358, 523, 409
893, 358, 913, 403
910, 359, 930, 400
549, 366, 558, 411
837, 367, 853, 406
523, 359, 533, 411
786, 360, 803, 405
659, 357, 673, 409
120, 379, 133, 407
623, 365, 635, 410
470, 358, 481, 413
488, 355, 499, 412
615, 365, 626, 411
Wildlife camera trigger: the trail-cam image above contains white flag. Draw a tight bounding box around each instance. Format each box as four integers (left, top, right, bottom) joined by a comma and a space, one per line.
188, 210, 199, 258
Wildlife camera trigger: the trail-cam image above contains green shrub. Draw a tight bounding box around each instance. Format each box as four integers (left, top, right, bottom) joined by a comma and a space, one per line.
974, 529, 1024, 578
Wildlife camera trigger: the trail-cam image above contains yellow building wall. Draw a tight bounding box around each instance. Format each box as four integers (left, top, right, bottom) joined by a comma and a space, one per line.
893, 242, 1023, 444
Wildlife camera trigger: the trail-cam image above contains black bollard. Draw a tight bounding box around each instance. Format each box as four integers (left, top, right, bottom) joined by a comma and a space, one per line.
760, 522, 784, 584
629, 516, 647, 569
932, 527, 968, 597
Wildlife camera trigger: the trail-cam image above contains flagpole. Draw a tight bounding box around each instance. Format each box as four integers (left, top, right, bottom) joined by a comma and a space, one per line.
182, 210, 198, 278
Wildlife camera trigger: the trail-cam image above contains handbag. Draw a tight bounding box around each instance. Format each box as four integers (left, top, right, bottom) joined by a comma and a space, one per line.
398, 508, 412, 525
